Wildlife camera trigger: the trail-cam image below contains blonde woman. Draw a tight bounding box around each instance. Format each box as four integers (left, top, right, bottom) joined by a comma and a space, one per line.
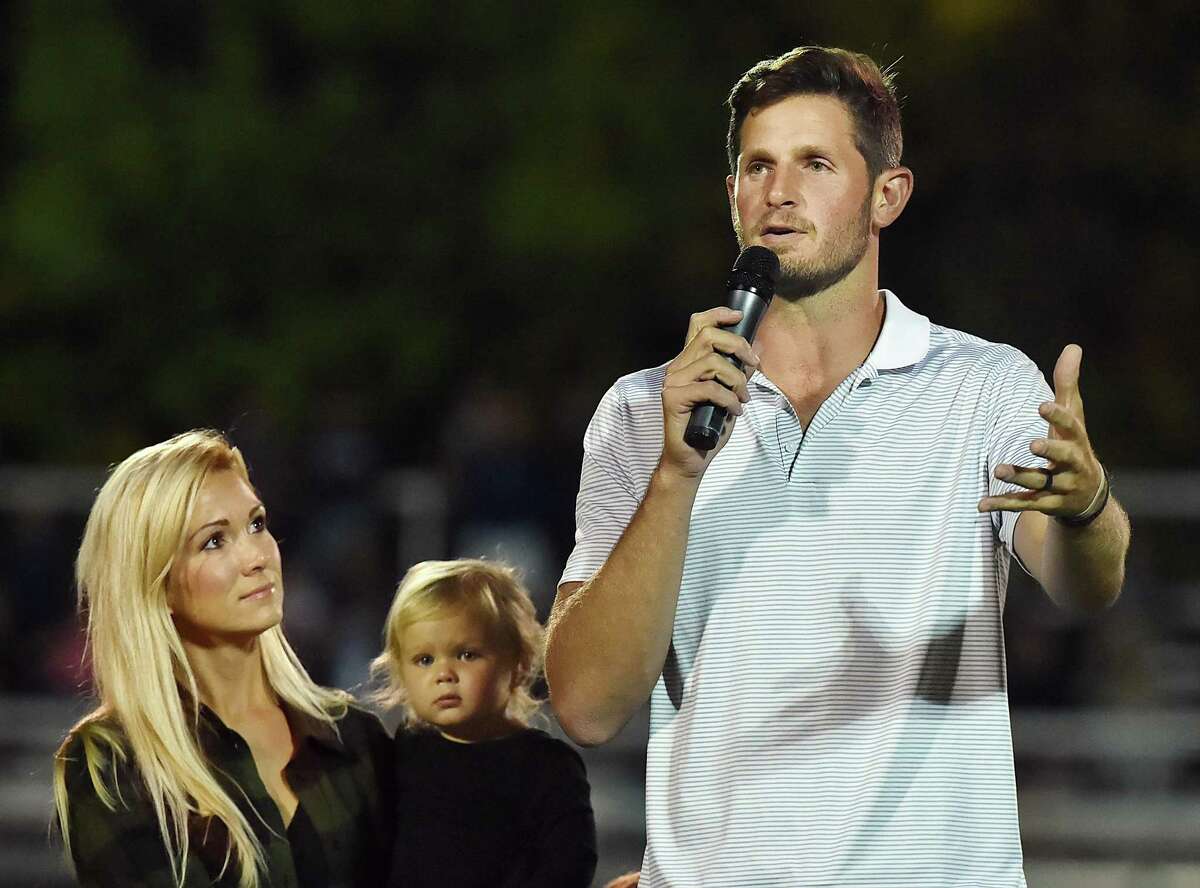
53, 430, 393, 888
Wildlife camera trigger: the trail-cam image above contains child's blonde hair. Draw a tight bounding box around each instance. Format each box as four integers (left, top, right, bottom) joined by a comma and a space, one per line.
372, 559, 544, 729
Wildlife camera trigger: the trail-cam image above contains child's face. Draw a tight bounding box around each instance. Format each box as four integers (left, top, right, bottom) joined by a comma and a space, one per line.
399, 607, 519, 743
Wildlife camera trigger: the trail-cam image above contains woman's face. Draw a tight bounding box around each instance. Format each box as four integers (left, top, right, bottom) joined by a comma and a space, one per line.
167, 469, 283, 643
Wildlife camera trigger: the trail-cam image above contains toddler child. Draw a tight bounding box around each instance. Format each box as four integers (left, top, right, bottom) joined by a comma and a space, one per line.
373, 558, 597, 888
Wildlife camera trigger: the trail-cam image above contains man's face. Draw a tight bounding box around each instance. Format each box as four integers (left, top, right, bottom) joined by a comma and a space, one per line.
727, 94, 875, 300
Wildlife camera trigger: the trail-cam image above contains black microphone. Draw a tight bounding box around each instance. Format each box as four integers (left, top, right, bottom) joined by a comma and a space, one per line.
683, 245, 780, 452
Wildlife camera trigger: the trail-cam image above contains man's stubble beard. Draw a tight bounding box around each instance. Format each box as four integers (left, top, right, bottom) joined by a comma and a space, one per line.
735, 190, 873, 302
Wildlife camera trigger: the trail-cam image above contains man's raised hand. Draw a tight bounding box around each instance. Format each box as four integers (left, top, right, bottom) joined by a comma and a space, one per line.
978, 344, 1106, 520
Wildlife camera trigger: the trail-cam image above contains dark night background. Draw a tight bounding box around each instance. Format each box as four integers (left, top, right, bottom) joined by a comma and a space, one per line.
1, 3, 1197, 886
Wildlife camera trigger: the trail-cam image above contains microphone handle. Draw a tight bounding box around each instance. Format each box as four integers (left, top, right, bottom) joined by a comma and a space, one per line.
683, 286, 771, 452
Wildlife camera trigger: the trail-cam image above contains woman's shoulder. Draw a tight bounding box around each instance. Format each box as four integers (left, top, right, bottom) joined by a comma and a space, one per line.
55, 712, 153, 830
57, 712, 131, 787
54, 714, 211, 885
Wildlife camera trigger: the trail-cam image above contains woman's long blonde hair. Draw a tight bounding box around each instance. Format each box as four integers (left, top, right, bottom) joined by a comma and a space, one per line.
371, 558, 545, 730
52, 429, 349, 888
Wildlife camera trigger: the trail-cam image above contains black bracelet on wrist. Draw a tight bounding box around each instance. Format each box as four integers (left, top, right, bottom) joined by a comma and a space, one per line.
1056, 465, 1111, 528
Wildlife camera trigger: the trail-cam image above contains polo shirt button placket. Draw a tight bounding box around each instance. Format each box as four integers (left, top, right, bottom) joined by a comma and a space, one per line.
775, 398, 804, 478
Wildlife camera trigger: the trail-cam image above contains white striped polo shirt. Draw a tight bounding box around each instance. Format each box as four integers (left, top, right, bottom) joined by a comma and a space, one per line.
561, 290, 1051, 887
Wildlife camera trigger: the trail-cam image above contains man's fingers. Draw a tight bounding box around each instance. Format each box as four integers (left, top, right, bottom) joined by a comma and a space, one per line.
978, 491, 1066, 513
660, 307, 756, 473
995, 463, 1054, 491
1052, 343, 1083, 408
664, 379, 745, 416
1030, 437, 1078, 465
997, 461, 1084, 493
685, 307, 744, 348
678, 324, 760, 371
1038, 401, 1080, 439
668, 353, 750, 402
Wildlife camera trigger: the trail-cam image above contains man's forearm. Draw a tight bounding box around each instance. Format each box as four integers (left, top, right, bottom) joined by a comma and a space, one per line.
1040, 495, 1131, 612
546, 466, 700, 745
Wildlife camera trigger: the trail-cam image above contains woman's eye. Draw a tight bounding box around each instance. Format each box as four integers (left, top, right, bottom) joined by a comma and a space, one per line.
201, 533, 224, 551
250, 514, 266, 533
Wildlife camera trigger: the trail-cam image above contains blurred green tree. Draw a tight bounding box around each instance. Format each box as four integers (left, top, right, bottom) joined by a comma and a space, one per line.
0, 1, 1194, 465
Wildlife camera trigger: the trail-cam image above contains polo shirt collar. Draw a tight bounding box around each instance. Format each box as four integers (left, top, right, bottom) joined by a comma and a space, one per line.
284, 703, 351, 757
863, 289, 930, 374
747, 289, 930, 399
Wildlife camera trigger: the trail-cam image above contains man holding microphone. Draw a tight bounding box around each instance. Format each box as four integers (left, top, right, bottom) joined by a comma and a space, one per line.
547, 45, 1129, 887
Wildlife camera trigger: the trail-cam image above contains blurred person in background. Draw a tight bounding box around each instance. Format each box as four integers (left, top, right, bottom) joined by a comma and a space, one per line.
547, 45, 1131, 887
0, 508, 80, 692
53, 430, 393, 887
372, 559, 596, 888
442, 381, 561, 616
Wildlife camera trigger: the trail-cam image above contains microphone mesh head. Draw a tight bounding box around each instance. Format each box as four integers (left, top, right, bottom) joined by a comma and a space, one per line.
733, 245, 780, 283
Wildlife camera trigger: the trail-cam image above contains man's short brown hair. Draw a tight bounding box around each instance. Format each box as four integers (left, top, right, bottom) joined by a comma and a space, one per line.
726, 46, 903, 181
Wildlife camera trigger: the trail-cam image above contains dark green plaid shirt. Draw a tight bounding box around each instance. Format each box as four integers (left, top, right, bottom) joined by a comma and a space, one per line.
59, 703, 394, 888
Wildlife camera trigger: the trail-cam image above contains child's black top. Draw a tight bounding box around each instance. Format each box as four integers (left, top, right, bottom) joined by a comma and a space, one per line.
387, 727, 597, 888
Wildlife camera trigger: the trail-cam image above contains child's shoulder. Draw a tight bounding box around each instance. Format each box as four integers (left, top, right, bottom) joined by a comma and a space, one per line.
392, 726, 583, 764
392, 725, 438, 748
391, 727, 454, 767
335, 701, 390, 742
512, 726, 571, 750
511, 728, 588, 771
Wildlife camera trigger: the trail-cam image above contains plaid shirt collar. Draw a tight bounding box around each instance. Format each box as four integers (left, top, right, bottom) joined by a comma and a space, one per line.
192, 698, 353, 760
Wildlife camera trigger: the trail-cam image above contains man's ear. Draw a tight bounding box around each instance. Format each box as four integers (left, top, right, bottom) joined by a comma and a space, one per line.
872, 166, 914, 230
720, 172, 739, 232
